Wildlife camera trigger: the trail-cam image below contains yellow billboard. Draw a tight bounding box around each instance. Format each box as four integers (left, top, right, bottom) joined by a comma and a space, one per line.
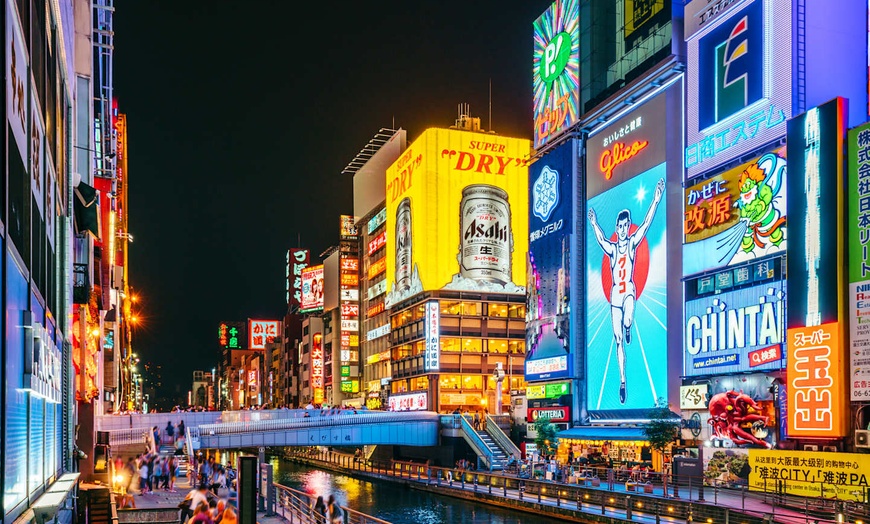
385, 128, 530, 307
748, 449, 870, 501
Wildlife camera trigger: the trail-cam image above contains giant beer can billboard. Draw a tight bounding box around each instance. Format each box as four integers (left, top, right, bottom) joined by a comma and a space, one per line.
384, 128, 530, 308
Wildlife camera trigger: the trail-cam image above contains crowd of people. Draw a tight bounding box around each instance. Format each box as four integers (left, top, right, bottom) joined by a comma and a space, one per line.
311, 494, 345, 524
179, 483, 238, 524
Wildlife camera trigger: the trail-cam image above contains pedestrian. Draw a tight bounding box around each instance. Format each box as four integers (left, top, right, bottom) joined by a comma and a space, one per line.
219, 508, 237, 524
188, 502, 214, 524
178, 420, 186, 439
153, 458, 165, 491
211, 466, 226, 496
153, 426, 161, 449
138, 458, 149, 495
326, 495, 343, 524
168, 456, 178, 492
166, 421, 175, 444
312, 495, 327, 523
472, 412, 480, 430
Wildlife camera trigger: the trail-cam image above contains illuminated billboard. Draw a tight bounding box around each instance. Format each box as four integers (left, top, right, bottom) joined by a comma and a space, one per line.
785, 99, 847, 438
248, 320, 279, 350
684, 0, 792, 179
384, 128, 530, 307
848, 122, 870, 400
684, 280, 785, 376
748, 449, 870, 501
585, 162, 667, 411
532, 0, 580, 149
683, 148, 787, 276
218, 321, 245, 350
311, 333, 324, 404
287, 248, 310, 307
526, 139, 575, 382
300, 265, 324, 313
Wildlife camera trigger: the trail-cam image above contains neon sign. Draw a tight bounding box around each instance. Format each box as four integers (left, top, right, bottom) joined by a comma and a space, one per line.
599, 140, 649, 180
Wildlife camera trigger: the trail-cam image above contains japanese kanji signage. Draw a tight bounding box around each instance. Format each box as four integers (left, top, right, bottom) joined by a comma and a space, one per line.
683, 148, 787, 276
218, 321, 244, 349
848, 121, 870, 400
287, 249, 310, 307
424, 301, 440, 371
684, 0, 792, 179
786, 323, 847, 437
311, 332, 324, 404
748, 449, 870, 501
248, 320, 279, 350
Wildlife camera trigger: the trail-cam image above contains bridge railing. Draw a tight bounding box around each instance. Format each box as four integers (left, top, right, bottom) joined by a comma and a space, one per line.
456, 414, 496, 471
274, 481, 391, 524
105, 427, 151, 447
485, 414, 521, 459
196, 411, 439, 436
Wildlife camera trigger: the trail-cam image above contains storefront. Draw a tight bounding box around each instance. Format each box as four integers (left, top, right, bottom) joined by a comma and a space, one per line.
557, 427, 653, 469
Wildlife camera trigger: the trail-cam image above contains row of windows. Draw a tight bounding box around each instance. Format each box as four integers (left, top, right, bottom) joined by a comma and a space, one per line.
391, 374, 527, 395
394, 338, 525, 359
392, 301, 526, 329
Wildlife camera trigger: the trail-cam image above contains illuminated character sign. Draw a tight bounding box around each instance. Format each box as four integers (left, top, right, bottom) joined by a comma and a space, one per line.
707, 390, 772, 448
587, 178, 664, 403
735, 160, 786, 253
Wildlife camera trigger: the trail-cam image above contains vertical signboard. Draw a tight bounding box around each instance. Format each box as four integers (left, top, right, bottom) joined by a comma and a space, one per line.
384, 129, 529, 308
585, 87, 673, 411
786, 98, 847, 437
848, 121, 870, 400
300, 265, 324, 313
526, 139, 574, 381
424, 301, 440, 371
311, 333, 324, 405
684, 0, 792, 179
219, 321, 245, 350
532, 0, 580, 150
287, 248, 310, 308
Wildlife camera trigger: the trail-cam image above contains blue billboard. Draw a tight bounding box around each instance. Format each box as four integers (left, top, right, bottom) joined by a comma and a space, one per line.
585, 162, 668, 410
684, 280, 786, 376
526, 139, 575, 381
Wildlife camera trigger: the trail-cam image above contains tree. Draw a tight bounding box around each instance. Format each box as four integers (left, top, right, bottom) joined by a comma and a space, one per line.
643, 397, 679, 456
533, 417, 559, 457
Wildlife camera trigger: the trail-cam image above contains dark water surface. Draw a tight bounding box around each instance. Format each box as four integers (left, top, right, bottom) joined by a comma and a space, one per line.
271, 458, 563, 524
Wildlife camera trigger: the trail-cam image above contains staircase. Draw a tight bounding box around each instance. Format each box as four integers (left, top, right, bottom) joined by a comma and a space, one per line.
478, 430, 509, 470
158, 444, 190, 477
79, 484, 114, 524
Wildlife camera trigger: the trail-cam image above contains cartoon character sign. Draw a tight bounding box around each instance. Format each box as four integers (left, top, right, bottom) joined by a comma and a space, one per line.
585, 163, 668, 410
707, 390, 772, 448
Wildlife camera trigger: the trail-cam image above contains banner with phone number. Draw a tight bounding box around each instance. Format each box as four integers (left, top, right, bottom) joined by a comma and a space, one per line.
748, 449, 870, 501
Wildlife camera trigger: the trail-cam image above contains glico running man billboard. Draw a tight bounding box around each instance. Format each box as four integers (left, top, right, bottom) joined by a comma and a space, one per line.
585, 81, 681, 411
532, 0, 580, 150
526, 139, 576, 382
384, 128, 530, 308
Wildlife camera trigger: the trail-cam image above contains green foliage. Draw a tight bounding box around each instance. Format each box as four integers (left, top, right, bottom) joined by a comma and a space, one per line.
533, 417, 559, 457
643, 397, 679, 454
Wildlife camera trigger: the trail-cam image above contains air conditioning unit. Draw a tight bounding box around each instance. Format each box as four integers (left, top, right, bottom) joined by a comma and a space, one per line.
803, 444, 819, 451
856, 430, 870, 449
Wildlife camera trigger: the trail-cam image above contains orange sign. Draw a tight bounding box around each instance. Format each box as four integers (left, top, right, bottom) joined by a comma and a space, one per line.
787, 323, 846, 437
599, 140, 649, 180
369, 258, 387, 279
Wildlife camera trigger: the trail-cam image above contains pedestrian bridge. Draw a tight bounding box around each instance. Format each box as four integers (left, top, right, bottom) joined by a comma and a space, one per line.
99, 409, 440, 451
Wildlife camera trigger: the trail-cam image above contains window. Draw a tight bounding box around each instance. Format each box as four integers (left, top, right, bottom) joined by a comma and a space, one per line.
441, 301, 480, 316
508, 340, 525, 354
508, 304, 526, 318
487, 339, 508, 353
462, 339, 482, 353
487, 303, 508, 317
438, 374, 482, 391
410, 376, 429, 391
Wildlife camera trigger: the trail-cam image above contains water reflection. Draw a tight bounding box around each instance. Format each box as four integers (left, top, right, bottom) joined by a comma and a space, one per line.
272, 458, 561, 524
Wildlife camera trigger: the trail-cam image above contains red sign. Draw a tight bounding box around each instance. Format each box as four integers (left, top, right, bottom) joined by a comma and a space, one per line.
311, 333, 324, 389
748, 345, 781, 368
248, 320, 279, 350
368, 258, 387, 279
341, 257, 359, 272
367, 302, 385, 317
527, 406, 571, 423
341, 303, 359, 319
599, 140, 649, 180
368, 232, 386, 255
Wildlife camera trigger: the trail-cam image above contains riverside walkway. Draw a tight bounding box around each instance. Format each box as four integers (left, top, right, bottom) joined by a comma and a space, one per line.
287, 449, 866, 524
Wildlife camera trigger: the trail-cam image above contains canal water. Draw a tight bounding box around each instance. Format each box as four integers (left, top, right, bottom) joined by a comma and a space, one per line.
271, 458, 562, 524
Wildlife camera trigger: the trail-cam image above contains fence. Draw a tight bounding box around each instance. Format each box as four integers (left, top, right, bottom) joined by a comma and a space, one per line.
273, 481, 391, 524
288, 449, 870, 524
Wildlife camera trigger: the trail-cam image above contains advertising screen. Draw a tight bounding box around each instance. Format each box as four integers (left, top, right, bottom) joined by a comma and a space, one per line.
532, 0, 580, 150
683, 148, 787, 276
300, 265, 324, 313
684, 0, 792, 179
248, 320, 279, 350
585, 162, 667, 411
747, 449, 870, 501
786, 99, 846, 329
847, 122, 870, 400
526, 139, 575, 381
384, 128, 530, 307
684, 280, 785, 376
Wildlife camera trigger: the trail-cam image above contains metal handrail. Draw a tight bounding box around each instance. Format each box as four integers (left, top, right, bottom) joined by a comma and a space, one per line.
484, 415, 521, 460
105, 427, 152, 447
274, 482, 391, 524
457, 415, 495, 470
185, 426, 199, 458
197, 411, 439, 436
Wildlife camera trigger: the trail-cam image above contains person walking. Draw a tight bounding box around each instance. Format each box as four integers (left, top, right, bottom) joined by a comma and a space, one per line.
138, 458, 149, 495
326, 495, 343, 524
312, 495, 327, 523
165, 421, 175, 444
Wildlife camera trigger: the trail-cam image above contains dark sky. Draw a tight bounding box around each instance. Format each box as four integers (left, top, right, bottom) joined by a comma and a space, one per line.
115, 1, 552, 393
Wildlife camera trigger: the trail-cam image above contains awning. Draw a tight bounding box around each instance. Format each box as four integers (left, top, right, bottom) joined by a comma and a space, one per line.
558, 426, 649, 441
74, 182, 101, 238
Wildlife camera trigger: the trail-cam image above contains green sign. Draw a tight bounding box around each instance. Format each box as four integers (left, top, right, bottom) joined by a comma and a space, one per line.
340, 380, 359, 393
545, 382, 569, 398
848, 121, 870, 283
539, 32, 572, 84
340, 365, 350, 377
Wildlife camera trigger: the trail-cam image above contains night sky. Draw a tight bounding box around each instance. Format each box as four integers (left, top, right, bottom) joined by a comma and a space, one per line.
114, 1, 552, 395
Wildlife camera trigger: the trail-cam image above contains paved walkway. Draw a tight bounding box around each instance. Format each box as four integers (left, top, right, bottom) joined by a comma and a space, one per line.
293, 453, 836, 524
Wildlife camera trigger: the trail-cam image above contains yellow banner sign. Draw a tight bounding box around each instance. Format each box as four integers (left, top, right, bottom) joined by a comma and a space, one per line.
748, 449, 870, 501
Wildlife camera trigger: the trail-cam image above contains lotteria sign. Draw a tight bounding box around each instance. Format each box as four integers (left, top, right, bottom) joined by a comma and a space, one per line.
527, 406, 570, 423
684, 280, 785, 375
